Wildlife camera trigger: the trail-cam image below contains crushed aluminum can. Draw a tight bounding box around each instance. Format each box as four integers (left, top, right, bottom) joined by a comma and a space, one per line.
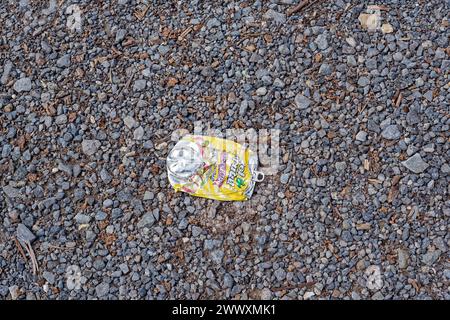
167, 135, 264, 201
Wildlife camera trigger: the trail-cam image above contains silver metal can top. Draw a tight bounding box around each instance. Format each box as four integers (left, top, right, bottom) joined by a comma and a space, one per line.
167, 140, 203, 185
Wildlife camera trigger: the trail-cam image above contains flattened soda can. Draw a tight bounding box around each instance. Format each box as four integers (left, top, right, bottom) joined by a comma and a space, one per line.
167, 135, 264, 201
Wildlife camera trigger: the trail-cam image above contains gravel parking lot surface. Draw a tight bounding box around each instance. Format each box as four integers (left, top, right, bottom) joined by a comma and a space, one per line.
0, 0, 449, 300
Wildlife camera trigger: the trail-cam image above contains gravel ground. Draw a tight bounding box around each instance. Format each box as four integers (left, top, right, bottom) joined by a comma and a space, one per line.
1, 0, 449, 300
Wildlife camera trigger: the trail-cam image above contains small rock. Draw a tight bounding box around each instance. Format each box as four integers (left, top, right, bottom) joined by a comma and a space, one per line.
346, 37, 357, 47
115, 29, 127, 43
406, 110, 420, 125
256, 87, 267, 96
294, 94, 312, 110
274, 268, 286, 281
123, 116, 136, 129
55, 114, 67, 125
200, 66, 214, 77
402, 153, 429, 174
393, 52, 403, 62
223, 274, 234, 289
81, 139, 100, 156
381, 125, 401, 140
103, 199, 114, 208
316, 178, 326, 187
239, 100, 248, 116
422, 250, 441, 266
93, 259, 106, 270
356, 131, 367, 142
1, 60, 13, 85
358, 76, 370, 87
95, 282, 110, 298
97, 92, 108, 102
99, 168, 112, 184
206, 17, 221, 29
74, 213, 91, 224
263, 9, 286, 24
133, 79, 147, 92
137, 213, 155, 228
397, 249, 409, 269
280, 173, 290, 184
178, 218, 189, 230
318, 63, 332, 75
143, 191, 154, 200
347, 55, 357, 66
13, 77, 32, 92
3, 185, 23, 199
0, 285, 8, 297
210, 250, 225, 264
358, 13, 380, 30
273, 78, 285, 88
365, 58, 377, 70
423, 90, 433, 102
42, 271, 56, 285
191, 226, 202, 237
356, 259, 366, 271
58, 162, 72, 176
119, 263, 130, 274
314, 34, 328, 50
158, 45, 170, 55
17, 224, 36, 243
423, 144, 434, 153
335, 162, 347, 171
372, 292, 384, 300
56, 54, 71, 68
133, 126, 144, 140
441, 163, 450, 174
95, 211, 107, 221
415, 77, 424, 87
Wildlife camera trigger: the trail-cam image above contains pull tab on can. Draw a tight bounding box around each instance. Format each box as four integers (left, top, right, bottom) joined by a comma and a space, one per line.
253, 171, 265, 182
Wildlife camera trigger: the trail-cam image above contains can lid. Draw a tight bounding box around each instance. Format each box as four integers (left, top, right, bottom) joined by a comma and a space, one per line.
167, 140, 203, 185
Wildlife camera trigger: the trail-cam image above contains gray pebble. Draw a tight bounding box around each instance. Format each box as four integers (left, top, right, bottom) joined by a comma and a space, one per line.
3, 185, 23, 199
381, 125, 401, 140
115, 29, 127, 43
314, 34, 328, 50
356, 131, 367, 142
319, 63, 332, 75
95, 282, 110, 298
422, 250, 441, 266
74, 213, 91, 224
280, 173, 290, 184
263, 9, 286, 24
137, 213, 155, 228
191, 226, 202, 237
133, 80, 147, 92
56, 54, 71, 68
42, 271, 56, 285
402, 153, 429, 174
16, 223, 36, 243
13, 77, 32, 92
123, 116, 136, 129
397, 249, 409, 269
133, 126, 144, 140
143, 191, 154, 200
81, 140, 101, 156
294, 94, 312, 110
358, 77, 370, 87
